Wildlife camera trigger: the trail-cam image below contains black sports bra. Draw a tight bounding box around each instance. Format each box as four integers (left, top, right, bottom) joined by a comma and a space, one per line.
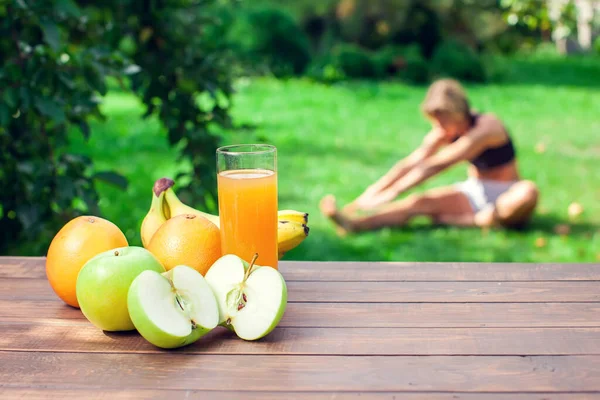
454, 113, 516, 170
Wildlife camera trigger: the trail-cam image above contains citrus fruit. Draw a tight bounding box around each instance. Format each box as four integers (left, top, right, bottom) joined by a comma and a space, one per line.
147, 214, 221, 275
46, 216, 128, 307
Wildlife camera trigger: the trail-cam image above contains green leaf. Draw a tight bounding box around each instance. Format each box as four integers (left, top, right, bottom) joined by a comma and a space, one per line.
84, 66, 107, 96
79, 121, 90, 140
19, 87, 31, 110
93, 171, 128, 190
34, 97, 65, 123
15, 0, 28, 10
123, 64, 141, 75
0, 104, 11, 126
3, 88, 17, 109
55, 0, 81, 18
58, 73, 75, 89
40, 19, 61, 52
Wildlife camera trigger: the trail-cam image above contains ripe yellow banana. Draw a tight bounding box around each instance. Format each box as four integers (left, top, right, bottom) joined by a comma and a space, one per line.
277, 220, 309, 258
151, 178, 310, 257
140, 187, 168, 248
163, 187, 221, 227
277, 210, 308, 224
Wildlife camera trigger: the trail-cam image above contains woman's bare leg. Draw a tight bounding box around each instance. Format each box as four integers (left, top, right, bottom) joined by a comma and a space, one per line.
472, 180, 539, 228
320, 186, 474, 233
494, 180, 539, 227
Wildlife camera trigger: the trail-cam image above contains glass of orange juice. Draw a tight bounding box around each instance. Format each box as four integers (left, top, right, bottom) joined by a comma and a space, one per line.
216, 144, 278, 269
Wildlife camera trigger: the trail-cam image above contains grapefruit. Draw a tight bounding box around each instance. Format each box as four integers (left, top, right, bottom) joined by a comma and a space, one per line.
147, 214, 221, 275
46, 216, 128, 308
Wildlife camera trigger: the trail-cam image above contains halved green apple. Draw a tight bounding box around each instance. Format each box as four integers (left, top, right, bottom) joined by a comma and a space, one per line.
204, 254, 287, 341
127, 265, 218, 349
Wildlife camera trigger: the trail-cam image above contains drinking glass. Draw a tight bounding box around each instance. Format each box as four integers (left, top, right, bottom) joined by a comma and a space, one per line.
217, 144, 278, 268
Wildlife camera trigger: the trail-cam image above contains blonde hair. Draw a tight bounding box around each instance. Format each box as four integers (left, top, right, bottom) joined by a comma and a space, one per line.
421, 79, 471, 120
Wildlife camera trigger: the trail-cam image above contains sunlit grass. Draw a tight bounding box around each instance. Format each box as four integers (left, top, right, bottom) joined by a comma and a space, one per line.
68, 56, 600, 262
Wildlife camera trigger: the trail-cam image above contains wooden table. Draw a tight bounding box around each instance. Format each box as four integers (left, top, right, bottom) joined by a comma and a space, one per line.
1, 257, 600, 399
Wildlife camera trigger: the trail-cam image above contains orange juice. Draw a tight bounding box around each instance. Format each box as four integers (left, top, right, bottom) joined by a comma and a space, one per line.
217, 169, 278, 268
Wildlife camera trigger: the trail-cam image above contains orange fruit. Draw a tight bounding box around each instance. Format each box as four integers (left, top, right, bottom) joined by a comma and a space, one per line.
46, 216, 128, 308
147, 214, 221, 275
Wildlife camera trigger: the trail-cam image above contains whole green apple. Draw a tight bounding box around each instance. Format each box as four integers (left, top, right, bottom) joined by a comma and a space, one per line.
76, 246, 165, 331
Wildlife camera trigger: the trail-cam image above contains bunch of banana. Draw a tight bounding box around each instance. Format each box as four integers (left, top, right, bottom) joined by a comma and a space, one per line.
141, 178, 310, 258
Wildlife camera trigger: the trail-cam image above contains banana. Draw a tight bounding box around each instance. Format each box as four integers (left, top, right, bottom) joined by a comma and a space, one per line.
278, 210, 308, 224
140, 189, 168, 248
277, 221, 309, 257
154, 178, 310, 257
164, 187, 221, 227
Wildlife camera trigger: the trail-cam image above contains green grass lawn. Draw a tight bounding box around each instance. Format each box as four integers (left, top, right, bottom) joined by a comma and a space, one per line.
69, 56, 600, 262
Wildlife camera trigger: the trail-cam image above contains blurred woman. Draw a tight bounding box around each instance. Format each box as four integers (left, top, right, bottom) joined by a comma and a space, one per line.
321, 79, 538, 232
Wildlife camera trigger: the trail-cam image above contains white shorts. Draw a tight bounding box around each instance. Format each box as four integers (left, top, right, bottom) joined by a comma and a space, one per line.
455, 178, 517, 212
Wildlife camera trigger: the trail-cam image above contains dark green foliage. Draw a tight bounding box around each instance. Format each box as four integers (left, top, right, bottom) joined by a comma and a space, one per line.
330, 44, 377, 79
305, 56, 346, 83
111, 0, 237, 210
0, 0, 235, 254
389, 2, 443, 58
230, 6, 312, 77
0, 1, 127, 254
374, 45, 429, 84
430, 40, 487, 82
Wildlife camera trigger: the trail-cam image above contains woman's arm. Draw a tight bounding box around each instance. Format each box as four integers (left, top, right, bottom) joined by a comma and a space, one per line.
355, 116, 505, 210
345, 130, 445, 211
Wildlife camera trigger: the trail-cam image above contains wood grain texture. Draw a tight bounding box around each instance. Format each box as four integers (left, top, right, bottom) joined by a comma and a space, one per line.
280, 261, 600, 282
3, 258, 600, 281
1, 388, 599, 400
2, 257, 600, 396
1, 352, 599, 392
4, 278, 600, 303
2, 300, 599, 328
0, 257, 45, 279
2, 324, 600, 355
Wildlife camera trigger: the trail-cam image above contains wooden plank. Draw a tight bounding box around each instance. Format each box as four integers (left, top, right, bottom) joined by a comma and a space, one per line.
0, 257, 45, 279
0, 352, 599, 392
3, 258, 600, 281
1, 389, 599, 400
1, 300, 598, 328
281, 261, 600, 282
3, 278, 600, 303
0, 279, 52, 300
2, 324, 600, 355
288, 281, 600, 303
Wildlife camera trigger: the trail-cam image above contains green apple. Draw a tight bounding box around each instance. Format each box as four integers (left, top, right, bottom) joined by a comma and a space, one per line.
204, 254, 287, 341
127, 265, 219, 349
76, 246, 165, 331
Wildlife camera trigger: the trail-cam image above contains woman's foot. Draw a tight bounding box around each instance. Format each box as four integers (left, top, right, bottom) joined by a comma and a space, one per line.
320, 195, 358, 235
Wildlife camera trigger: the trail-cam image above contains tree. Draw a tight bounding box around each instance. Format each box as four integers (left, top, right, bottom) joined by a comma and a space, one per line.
0, 0, 235, 254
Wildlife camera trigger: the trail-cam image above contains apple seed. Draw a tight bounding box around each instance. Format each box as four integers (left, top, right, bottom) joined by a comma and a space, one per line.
175, 294, 185, 311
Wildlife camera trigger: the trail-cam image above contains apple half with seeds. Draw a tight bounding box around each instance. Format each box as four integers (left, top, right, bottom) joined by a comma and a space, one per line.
205, 254, 287, 341
127, 265, 218, 349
